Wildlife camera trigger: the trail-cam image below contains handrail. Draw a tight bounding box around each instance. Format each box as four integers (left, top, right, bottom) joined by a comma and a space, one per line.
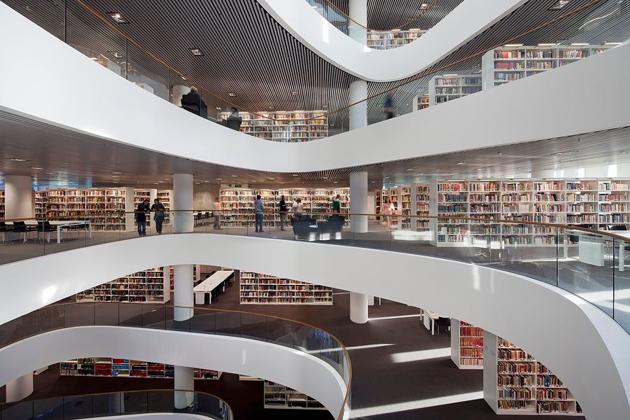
310, 0, 439, 31
0, 388, 233, 420
0, 302, 352, 420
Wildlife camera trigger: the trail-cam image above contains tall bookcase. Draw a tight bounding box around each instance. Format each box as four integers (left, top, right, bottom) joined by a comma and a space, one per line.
414, 94, 430, 111
0, 190, 5, 220
450, 319, 484, 369
60, 358, 220, 380
263, 381, 325, 410
376, 184, 430, 231
76, 267, 170, 303
367, 28, 426, 50
428, 74, 482, 106
484, 332, 581, 415
239, 271, 333, 305
218, 111, 328, 142
482, 44, 616, 90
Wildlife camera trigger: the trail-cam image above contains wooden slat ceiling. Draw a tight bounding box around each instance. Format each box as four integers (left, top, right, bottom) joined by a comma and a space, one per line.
3, 0, 628, 130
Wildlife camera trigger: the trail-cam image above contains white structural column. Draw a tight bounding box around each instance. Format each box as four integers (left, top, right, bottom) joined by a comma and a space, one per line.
172, 174, 195, 409
347, 0, 370, 324
4, 175, 33, 220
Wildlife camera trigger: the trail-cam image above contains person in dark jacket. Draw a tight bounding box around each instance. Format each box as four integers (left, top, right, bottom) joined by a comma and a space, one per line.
181, 86, 207, 117
225, 107, 242, 131
279, 195, 288, 231
150, 198, 166, 234
136, 198, 151, 236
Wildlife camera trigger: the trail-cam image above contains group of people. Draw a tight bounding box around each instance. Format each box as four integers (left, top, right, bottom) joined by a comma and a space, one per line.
254, 194, 342, 233
135, 198, 166, 236
180, 86, 242, 131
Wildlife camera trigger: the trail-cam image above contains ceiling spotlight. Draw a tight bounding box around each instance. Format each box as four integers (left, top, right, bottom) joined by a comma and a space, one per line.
269, 106, 274, 110
228, 92, 236, 97
32, 167, 43, 170
549, 0, 570, 10
189, 48, 204, 56
216, 178, 223, 181
504, 43, 524, 47
292, 174, 299, 177
231, 174, 239, 178
456, 162, 465, 165
8, 157, 26, 162
420, 3, 429, 10
406, 168, 413, 171
216, 106, 222, 110
108, 12, 129, 24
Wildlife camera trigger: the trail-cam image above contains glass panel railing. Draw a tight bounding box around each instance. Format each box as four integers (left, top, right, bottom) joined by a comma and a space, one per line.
1, 210, 629, 336
0, 302, 351, 420
0, 389, 233, 420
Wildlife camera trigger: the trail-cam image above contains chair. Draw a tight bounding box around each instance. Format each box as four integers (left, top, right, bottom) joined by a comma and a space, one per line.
11, 221, 34, 242
37, 221, 56, 243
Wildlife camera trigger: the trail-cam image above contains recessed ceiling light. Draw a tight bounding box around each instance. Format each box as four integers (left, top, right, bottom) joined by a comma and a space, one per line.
420, 3, 429, 10
195, 182, 201, 185
32, 167, 43, 170
231, 174, 238, 178
228, 92, 236, 97
269, 106, 274, 110
605, 42, 623, 46
333, 181, 338, 184
8, 158, 26, 162
291, 91, 299, 96
292, 174, 299, 177
549, 0, 570, 10
406, 168, 413, 171
216, 178, 222, 181
189, 48, 204, 56
571, 42, 589, 46
108, 51, 124, 59
504, 43, 524, 47
216, 106, 222, 110
457, 162, 465, 165
108, 12, 129, 24
181, 76, 187, 81
538, 43, 557, 46
112, 171, 122, 175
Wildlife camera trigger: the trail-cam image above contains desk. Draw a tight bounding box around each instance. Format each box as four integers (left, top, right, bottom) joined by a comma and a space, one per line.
4, 220, 92, 243
194, 270, 234, 304
422, 310, 440, 335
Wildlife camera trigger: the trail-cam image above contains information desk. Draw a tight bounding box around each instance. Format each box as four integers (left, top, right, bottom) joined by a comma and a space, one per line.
194, 270, 234, 304
4, 220, 92, 244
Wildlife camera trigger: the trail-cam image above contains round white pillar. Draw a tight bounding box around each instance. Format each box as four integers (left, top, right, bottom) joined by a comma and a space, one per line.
4, 175, 33, 220
174, 264, 194, 321
350, 292, 369, 324
349, 80, 368, 131
174, 365, 195, 409
173, 173, 194, 233
348, 0, 368, 45
350, 171, 368, 233
6, 373, 33, 402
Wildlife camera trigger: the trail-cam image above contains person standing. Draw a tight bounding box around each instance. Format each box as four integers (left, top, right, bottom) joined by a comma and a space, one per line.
136, 198, 151, 236
181, 86, 207, 117
383, 92, 396, 119
150, 198, 166, 234
279, 195, 288, 231
332, 194, 341, 215
292, 198, 304, 221
255, 194, 264, 233
226, 107, 242, 131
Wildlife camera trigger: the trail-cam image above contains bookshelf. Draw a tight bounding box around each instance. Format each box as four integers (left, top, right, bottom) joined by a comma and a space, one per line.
60, 358, 220, 380
263, 381, 325, 410
218, 111, 328, 142
416, 184, 430, 231
239, 271, 333, 305
76, 267, 170, 303
484, 332, 581, 415
450, 319, 483, 369
415, 94, 430, 111
428, 74, 482, 106
482, 44, 616, 90
367, 28, 426, 50
437, 181, 469, 246
34, 191, 46, 219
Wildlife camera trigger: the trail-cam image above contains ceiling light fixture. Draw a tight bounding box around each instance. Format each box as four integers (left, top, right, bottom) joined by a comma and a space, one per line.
228, 92, 236, 97
406, 168, 413, 171
32, 167, 43, 170
108, 12, 129, 24
108, 51, 124, 59
216, 178, 222, 181
8, 158, 26, 162
549, 0, 570, 10
571, 42, 589, 46
189, 48, 204, 56
538, 43, 557, 46
504, 43, 524, 47
457, 162, 465, 165
420, 3, 429, 10
292, 174, 299, 177
231, 175, 239, 178
291, 91, 299, 96
215, 106, 222, 110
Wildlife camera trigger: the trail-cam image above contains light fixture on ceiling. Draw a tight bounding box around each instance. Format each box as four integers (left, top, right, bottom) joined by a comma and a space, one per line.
112, 171, 122, 175
32, 167, 43, 170
571, 42, 589, 46
216, 177, 222, 181
108, 51, 124, 59
108, 12, 129, 24
333, 181, 338, 184
538, 43, 557, 46
605, 42, 623, 46
216, 106, 222, 110
291, 91, 299, 96
8, 157, 26, 162
228, 92, 236, 97
504, 43, 524, 48
456, 162, 465, 165
269, 106, 274, 110
181, 76, 187, 81
189, 48, 204, 56
292, 174, 299, 177
231, 174, 239, 178
549, 0, 570, 10
420, 3, 429, 10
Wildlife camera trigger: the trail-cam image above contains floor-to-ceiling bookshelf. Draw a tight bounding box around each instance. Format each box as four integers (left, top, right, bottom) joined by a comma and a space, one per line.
218, 111, 328, 142
76, 267, 170, 303
367, 28, 426, 50
450, 319, 484, 369
60, 358, 220, 380
416, 184, 430, 231
484, 332, 581, 415
263, 381, 325, 410
428, 74, 482, 106
239, 271, 333, 305
44, 188, 129, 231
481, 44, 616, 90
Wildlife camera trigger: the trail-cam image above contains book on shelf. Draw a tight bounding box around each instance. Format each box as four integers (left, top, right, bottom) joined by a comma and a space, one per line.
240, 271, 333, 305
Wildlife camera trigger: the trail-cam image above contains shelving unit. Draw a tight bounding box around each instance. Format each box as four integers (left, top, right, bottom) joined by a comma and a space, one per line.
482, 44, 616, 90
34, 191, 46, 219
263, 381, 325, 410
219, 187, 349, 228
240, 271, 333, 305
415, 94, 430, 111
416, 184, 430, 231
218, 111, 328, 142
437, 181, 469, 246
60, 358, 220, 380
76, 267, 170, 303
484, 332, 581, 415
367, 28, 426, 50
428, 74, 482, 106
0, 191, 5, 220
450, 319, 483, 369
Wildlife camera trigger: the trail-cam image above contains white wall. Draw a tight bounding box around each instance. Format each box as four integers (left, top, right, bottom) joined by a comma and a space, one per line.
193, 183, 220, 210
0, 326, 346, 418
0, 234, 628, 419
1, 3, 630, 174
257, 0, 524, 82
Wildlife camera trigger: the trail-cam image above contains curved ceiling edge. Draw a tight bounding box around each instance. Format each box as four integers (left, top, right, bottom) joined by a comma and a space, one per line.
256, 0, 525, 82
1, 5, 630, 174
0, 326, 346, 417
0, 234, 628, 420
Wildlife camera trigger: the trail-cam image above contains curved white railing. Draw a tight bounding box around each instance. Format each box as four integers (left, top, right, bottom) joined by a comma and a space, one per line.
0, 233, 628, 419
0, 325, 347, 418
1, 3, 630, 173
256, 0, 524, 82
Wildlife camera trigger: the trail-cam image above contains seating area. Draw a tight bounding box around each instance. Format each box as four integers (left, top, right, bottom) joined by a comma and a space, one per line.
292, 215, 345, 240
